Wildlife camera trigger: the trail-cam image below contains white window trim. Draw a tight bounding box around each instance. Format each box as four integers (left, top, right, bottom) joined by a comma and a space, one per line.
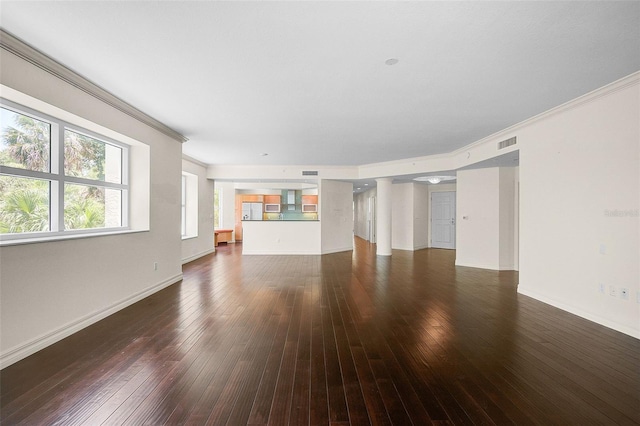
214, 186, 223, 229
181, 174, 187, 237
181, 171, 198, 240
0, 98, 131, 244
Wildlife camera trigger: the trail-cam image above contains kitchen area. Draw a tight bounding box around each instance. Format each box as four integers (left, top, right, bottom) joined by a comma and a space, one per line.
240, 189, 318, 222
234, 185, 321, 254
214, 179, 353, 256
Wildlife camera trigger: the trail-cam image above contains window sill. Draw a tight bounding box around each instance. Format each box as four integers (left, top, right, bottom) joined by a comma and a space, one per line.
182, 234, 198, 241
0, 228, 149, 247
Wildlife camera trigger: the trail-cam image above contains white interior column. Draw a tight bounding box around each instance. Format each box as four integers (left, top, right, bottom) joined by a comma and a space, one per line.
376, 177, 392, 256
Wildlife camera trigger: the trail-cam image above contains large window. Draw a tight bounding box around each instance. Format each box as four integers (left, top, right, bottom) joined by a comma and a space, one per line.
0, 100, 129, 241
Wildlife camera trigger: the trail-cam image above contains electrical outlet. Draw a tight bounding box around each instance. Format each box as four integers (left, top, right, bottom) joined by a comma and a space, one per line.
598, 283, 605, 294
637, 292, 640, 304
609, 285, 617, 297
599, 244, 606, 254
154, 262, 158, 271
620, 288, 629, 300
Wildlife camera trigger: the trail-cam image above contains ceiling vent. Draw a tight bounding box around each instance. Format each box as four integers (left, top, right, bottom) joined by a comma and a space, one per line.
498, 136, 517, 150
302, 170, 318, 176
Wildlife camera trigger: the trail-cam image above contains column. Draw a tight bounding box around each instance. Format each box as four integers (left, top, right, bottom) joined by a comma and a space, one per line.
376, 177, 392, 256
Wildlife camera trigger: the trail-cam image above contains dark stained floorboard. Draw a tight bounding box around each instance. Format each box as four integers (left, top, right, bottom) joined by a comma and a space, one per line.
2, 238, 639, 425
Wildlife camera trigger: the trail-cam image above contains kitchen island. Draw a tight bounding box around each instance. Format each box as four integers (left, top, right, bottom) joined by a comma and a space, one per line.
241, 220, 321, 255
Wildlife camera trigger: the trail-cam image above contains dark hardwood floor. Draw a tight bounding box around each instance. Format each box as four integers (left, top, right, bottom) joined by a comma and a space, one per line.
2, 238, 639, 425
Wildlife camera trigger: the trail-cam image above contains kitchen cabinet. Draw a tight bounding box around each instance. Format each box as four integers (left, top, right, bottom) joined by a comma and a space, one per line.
264, 195, 281, 204
302, 195, 318, 205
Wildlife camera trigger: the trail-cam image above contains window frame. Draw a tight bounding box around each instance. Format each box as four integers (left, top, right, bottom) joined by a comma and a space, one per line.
214, 186, 222, 229
181, 174, 187, 237
0, 98, 130, 243
181, 171, 198, 240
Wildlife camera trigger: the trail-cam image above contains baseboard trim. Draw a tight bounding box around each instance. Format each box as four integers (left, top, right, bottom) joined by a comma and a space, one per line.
182, 248, 215, 265
517, 286, 639, 340
321, 246, 353, 255
455, 259, 515, 271
0, 273, 183, 369
242, 249, 321, 255
455, 259, 499, 270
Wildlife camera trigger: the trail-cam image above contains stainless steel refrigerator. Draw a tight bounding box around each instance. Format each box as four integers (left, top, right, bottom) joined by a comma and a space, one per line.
242, 202, 263, 220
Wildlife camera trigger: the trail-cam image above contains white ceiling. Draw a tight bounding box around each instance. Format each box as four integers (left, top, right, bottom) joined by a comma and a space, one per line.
1, 1, 638, 167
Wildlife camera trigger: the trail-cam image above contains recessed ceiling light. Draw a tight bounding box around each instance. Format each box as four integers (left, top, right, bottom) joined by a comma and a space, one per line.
385, 58, 399, 66
259, 153, 269, 156
364, 183, 369, 186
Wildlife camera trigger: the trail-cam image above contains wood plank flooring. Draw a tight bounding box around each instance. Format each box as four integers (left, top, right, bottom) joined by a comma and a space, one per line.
2, 238, 639, 425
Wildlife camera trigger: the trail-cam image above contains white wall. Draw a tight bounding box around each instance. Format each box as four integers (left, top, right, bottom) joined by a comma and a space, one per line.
320, 179, 354, 254
499, 167, 516, 270
181, 158, 215, 264
413, 183, 430, 250
0, 49, 184, 367
455, 167, 517, 270
456, 168, 501, 269
392, 183, 414, 250
518, 78, 639, 338
242, 221, 321, 255
513, 168, 519, 271
217, 181, 236, 238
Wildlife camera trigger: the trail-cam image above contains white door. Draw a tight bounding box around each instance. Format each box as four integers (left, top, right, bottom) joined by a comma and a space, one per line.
431, 191, 456, 249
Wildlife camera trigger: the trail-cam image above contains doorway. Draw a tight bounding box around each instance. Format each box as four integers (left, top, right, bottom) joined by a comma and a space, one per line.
431, 191, 456, 249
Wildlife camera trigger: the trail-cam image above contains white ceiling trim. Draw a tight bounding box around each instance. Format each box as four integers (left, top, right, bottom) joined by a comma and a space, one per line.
449, 70, 640, 159
0, 29, 187, 144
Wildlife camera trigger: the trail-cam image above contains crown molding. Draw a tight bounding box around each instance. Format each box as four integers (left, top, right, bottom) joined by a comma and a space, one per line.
182, 153, 209, 168
0, 29, 188, 143
452, 70, 640, 157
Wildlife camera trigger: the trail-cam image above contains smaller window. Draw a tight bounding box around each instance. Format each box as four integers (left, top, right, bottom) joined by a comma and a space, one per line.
181, 175, 187, 237
181, 172, 198, 239
214, 186, 222, 229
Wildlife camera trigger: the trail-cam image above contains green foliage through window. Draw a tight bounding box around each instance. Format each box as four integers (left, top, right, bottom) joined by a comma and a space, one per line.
0, 176, 49, 233
0, 103, 127, 237
0, 108, 50, 172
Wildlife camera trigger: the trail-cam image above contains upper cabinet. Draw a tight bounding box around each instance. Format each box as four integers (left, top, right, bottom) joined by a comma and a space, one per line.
302, 195, 318, 205
264, 195, 281, 204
